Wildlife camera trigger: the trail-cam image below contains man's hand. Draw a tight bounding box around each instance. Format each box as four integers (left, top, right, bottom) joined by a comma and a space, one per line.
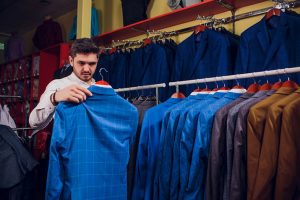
55, 85, 93, 103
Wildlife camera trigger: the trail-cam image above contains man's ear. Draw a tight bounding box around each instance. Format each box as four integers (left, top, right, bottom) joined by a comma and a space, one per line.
69, 56, 74, 66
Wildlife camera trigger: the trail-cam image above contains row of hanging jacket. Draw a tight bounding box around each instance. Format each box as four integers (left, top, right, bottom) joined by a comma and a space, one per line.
131, 78, 300, 200
94, 11, 300, 101
94, 27, 239, 101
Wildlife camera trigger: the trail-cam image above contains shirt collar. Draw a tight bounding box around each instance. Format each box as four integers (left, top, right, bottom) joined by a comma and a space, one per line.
224, 92, 243, 100
166, 98, 185, 104
68, 72, 95, 87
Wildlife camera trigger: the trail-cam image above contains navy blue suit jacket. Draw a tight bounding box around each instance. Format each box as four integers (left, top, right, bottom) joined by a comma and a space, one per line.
235, 12, 300, 86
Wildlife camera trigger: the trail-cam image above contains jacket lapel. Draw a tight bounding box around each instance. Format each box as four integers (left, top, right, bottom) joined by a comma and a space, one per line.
263, 14, 289, 68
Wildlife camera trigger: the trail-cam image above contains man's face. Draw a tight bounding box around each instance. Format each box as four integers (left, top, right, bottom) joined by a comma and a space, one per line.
69, 53, 98, 83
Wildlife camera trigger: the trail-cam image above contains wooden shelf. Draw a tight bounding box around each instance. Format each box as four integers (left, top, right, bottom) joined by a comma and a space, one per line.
94, 0, 266, 45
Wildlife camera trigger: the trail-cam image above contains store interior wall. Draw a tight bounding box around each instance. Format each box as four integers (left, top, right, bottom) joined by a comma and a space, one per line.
4, 0, 300, 63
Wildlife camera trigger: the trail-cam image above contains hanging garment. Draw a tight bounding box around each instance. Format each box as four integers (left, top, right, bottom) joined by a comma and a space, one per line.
184, 91, 244, 200
45, 85, 138, 200
32, 18, 63, 50
4, 33, 24, 62
274, 89, 300, 200
251, 87, 300, 200
156, 93, 210, 200
128, 98, 156, 200
229, 90, 275, 200
206, 92, 256, 200
94, 52, 111, 82
173, 30, 238, 95
176, 91, 228, 200
0, 125, 38, 189
132, 97, 183, 200
141, 43, 170, 101
69, 7, 100, 40
110, 51, 130, 89
247, 87, 296, 200
2, 105, 16, 129
223, 92, 259, 200
121, 0, 150, 26
235, 12, 300, 87
170, 93, 212, 200
0, 105, 9, 127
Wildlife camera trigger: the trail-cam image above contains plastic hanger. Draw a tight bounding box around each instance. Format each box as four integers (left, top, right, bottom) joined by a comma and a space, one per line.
143, 38, 152, 46
194, 25, 208, 34
282, 78, 299, 89
246, 74, 260, 92
260, 81, 272, 90
232, 78, 244, 89
171, 92, 186, 98
109, 47, 117, 55
281, 70, 299, 89
96, 68, 110, 86
247, 83, 260, 93
171, 85, 186, 98
265, 8, 281, 20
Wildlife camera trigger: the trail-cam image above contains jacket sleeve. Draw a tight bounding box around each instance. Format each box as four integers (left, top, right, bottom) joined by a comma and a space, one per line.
45, 105, 66, 200
132, 113, 150, 200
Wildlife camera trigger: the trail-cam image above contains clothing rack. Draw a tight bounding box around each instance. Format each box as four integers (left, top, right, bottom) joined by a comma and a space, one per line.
12, 127, 36, 131
0, 95, 22, 99
117, 0, 300, 46
169, 67, 300, 91
115, 83, 166, 105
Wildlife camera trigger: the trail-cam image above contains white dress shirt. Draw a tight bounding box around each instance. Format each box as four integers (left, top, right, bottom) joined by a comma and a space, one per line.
29, 72, 95, 129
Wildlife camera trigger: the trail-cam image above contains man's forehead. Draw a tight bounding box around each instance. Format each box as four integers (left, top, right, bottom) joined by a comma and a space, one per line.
73, 53, 98, 60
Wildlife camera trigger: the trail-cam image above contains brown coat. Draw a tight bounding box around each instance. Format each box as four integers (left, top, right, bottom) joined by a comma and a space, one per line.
275, 89, 300, 200
252, 88, 300, 200
247, 87, 296, 200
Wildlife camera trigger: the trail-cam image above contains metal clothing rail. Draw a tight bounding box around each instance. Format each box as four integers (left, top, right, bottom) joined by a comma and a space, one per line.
12, 127, 36, 131
115, 83, 166, 105
0, 95, 22, 98
169, 67, 300, 88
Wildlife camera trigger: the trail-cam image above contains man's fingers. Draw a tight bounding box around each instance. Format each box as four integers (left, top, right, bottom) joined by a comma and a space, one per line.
72, 93, 85, 102
73, 89, 87, 100
76, 86, 93, 96
68, 96, 80, 103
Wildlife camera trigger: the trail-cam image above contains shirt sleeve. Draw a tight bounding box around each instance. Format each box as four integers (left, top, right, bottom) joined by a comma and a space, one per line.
45, 105, 65, 200
29, 80, 58, 128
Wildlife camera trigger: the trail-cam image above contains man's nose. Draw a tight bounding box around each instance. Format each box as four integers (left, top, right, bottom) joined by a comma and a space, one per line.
83, 64, 90, 71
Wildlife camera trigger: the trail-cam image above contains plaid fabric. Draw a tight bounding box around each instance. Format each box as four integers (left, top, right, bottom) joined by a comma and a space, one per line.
45, 85, 138, 200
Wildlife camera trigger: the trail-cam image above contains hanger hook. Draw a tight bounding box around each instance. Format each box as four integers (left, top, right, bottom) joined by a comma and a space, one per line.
203, 78, 208, 89
251, 72, 256, 83
99, 68, 108, 81
283, 68, 290, 81
235, 75, 240, 86
264, 71, 269, 84
214, 77, 219, 89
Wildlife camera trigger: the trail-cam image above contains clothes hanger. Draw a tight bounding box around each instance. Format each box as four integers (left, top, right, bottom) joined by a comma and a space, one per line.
260, 72, 272, 90
247, 75, 260, 93
265, 2, 288, 21
95, 68, 110, 86
265, 8, 281, 20
281, 70, 299, 89
171, 86, 186, 98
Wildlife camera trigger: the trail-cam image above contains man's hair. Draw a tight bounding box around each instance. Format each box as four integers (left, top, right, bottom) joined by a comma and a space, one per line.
70, 38, 99, 58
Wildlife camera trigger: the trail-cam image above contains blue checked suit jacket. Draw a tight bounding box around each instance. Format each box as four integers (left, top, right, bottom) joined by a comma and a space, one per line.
45, 85, 138, 200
